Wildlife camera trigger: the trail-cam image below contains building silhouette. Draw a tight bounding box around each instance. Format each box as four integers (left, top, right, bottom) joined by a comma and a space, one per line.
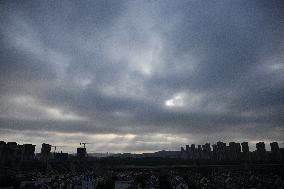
256, 142, 266, 161
41, 143, 51, 161
77, 147, 87, 159
270, 142, 281, 161
0, 139, 283, 166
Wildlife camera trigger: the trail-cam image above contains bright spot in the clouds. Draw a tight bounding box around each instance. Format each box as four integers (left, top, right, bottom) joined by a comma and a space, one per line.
270, 63, 284, 72
165, 93, 186, 107
165, 92, 204, 111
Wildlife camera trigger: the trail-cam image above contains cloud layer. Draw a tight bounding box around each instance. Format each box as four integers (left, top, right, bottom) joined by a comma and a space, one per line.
1, 0, 284, 152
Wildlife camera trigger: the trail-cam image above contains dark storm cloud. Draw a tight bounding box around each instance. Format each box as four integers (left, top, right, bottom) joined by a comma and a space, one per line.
0, 0, 283, 152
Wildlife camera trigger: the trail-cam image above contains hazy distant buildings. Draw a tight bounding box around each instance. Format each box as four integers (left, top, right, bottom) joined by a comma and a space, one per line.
180, 141, 284, 163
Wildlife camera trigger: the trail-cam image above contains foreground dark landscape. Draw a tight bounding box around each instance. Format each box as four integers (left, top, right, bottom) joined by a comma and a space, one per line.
0, 140, 284, 189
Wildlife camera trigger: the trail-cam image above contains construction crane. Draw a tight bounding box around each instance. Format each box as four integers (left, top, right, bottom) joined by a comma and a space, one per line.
51, 145, 65, 153
80, 142, 91, 148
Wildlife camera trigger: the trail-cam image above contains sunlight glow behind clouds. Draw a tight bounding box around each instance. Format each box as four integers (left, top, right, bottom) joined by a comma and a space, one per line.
165, 92, 202, 111
165, 93, 186, 107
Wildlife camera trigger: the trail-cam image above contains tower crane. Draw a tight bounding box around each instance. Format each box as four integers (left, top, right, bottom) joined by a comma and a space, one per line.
80, 142, 91, 148
51, 145, 65, 153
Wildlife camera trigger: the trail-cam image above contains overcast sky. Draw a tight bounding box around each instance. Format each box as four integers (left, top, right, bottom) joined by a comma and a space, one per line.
0, 0, 283, 153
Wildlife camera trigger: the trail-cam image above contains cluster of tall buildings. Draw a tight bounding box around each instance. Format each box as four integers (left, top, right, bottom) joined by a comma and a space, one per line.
181, 141, 283, 162
0, 141, 35, 166
0, 141, 72, 167
1, 140, 283, 166
40, 143, 69, 161
0, 140, 91, 166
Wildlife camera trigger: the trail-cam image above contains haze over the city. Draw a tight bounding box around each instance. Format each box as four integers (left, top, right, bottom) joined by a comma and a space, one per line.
0, 0, 283, 153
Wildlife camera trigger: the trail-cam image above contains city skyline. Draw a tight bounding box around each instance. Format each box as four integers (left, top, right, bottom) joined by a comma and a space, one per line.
1, 140, 283, 188
1, 139, 283, 155
0, 0, 284, 153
